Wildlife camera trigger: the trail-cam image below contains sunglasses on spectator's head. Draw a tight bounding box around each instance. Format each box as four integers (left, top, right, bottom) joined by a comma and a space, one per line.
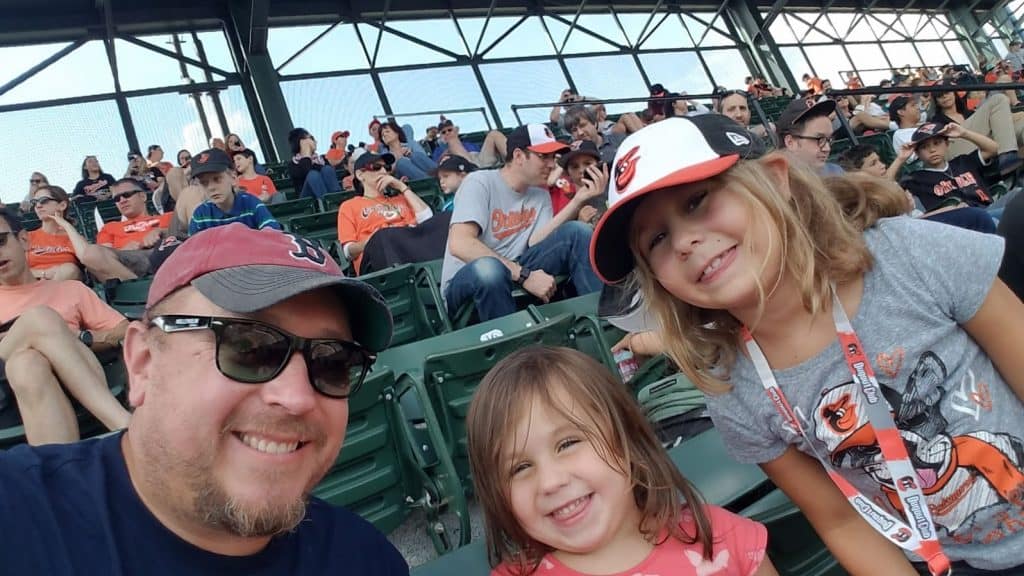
149, 315, 374, 398
30, 196, 56, 208
112, 189, 142, 203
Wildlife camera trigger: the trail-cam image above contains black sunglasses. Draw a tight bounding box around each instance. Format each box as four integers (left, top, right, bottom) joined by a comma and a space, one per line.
29, 178, 44, 184
363, 163, 386, 172
30, 196, 56, 208
113, 189, 142, 203
150, 315, 374, 399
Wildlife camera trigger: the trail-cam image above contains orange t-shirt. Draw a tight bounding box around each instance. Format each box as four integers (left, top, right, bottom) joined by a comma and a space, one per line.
97, 213, 173, 249
0, 280, 125, 333
325, 148, 345, 165
26, 229, 78, 270
337, 195, 418, 273
236, 175, 278, 201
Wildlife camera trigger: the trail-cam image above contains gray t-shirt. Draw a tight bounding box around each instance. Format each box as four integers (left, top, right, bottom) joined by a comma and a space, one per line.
440, 169, 553, 294
706, 217, 1024, 570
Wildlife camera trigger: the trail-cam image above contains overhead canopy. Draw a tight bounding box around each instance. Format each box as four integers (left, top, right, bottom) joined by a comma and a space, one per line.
0, 0, 1004, 45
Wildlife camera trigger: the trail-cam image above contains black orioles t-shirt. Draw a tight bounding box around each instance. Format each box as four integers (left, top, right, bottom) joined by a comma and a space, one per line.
900, 151, 992, 212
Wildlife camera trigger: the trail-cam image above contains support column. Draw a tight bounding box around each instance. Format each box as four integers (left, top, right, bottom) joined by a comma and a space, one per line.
949, 5, 1000, 68
226, 0, 292, 163
725, 0, 796, 93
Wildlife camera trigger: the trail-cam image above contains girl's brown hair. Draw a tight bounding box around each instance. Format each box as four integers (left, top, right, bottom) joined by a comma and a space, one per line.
467, 346, 711, 575
630, 154, 906, 394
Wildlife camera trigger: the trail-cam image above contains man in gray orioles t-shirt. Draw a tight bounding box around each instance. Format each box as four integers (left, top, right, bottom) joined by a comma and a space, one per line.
440, 124, 604, 321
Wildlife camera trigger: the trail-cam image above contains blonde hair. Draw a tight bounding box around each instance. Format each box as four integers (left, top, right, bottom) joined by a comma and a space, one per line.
467, 346, 711, 575
630, 155, 905, 394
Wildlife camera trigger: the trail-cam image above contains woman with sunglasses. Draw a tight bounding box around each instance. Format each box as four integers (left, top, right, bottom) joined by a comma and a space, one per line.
337, 150, 433, 274
931, 80, 1024, 174
225, 133, 267, 175
72, 156, 116, 204
18, 172, 50, 213
287, 128, 342, 201
26, 185, 82, 281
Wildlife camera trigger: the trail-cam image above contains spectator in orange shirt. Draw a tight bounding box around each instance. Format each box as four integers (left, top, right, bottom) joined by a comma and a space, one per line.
844, 71, 863, 90
337, 151, 433, 274
26, 185, 81, 282
233, 149, 284, 205
146, 145, 174, 176
802, 73, 823, 94
325, 130, 350, 167
44, 179, 175, 283
96, 180, 172, 251
0, 208, 130, 444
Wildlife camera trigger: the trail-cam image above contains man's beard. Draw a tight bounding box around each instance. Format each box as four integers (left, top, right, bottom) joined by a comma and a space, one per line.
194, 476, 308, 537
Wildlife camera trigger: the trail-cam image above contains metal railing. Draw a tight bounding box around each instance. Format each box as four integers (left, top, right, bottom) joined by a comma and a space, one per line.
373, 106, 492, 130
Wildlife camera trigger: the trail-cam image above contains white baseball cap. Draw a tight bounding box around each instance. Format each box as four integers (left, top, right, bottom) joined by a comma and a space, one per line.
589, 115, 766, 284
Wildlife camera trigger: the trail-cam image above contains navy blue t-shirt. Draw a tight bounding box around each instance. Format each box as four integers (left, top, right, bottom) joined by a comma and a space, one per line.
0, 433, 409, 575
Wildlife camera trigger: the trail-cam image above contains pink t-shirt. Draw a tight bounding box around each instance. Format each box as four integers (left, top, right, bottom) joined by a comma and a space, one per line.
0, 280, 126, 333
493, 505, 767, 576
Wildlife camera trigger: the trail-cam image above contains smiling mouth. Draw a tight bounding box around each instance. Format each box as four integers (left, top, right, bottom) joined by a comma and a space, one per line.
699, 246, 736, 283
549, 494, 591, 520
234, 432, 307, 455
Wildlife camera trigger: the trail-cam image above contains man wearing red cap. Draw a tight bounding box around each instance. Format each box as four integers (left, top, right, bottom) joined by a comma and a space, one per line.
441, 124, 606, 321
0, 224, 408, 574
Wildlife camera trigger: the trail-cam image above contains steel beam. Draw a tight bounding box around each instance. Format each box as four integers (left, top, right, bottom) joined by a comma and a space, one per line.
116, 34, 236, 77
0, 40, 85, 97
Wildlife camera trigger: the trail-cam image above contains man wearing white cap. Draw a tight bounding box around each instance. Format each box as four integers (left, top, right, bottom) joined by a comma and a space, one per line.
441, 124, 606, 321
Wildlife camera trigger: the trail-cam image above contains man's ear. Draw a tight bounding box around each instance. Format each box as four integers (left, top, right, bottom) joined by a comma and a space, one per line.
123, 321, 155, 408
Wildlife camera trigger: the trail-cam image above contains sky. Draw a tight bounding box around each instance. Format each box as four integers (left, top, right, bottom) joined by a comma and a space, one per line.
0, 8, 982, 205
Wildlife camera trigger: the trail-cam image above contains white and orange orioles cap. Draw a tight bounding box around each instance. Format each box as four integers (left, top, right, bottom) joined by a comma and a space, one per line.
589, 115, 766, 285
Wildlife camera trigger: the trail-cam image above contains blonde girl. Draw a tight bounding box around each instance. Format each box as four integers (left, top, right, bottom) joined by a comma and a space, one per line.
589, 114, 1024, 575
467, 345, 777, 576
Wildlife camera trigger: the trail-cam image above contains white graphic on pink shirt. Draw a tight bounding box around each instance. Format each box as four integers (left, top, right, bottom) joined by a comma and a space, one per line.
684, 549, 730, 575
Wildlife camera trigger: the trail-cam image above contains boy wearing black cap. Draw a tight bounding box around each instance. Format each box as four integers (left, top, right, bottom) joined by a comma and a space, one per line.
441, 124, 604, 321
553, 140, 607, 224
338, 150, 433, 274
436, 155, 477, 195
900, 121, 999, 214
188, 148, 282, 235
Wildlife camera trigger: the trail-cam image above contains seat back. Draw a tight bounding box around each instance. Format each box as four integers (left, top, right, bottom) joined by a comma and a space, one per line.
357, 264, 444, 348
266, 197, 318, 228
287, 210, 339, 246
104, 277, 153, 320
312, 369, 415, 535
321, 191, 357, 212
407, 178, 447, 212
19, 212, 41, 232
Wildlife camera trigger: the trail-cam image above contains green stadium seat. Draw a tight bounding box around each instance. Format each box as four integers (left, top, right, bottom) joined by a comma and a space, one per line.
356, 264, 449, 349
407, 178, 447, 213
266, 196, 318, 228
286, 210, 339, 246
102, 277, 153, 320
263, 162, 289, 178
526, 292, 619, 374
73, 199, 120, 242
312, 367, 470, 553
0, 352, 128, 450
757, 95, 795, 123
321, 190, 357, 212
739, 489, 843, 576
19, 212, 41, 232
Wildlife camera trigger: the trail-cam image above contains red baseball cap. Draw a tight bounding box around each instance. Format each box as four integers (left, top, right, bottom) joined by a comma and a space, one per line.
331, 130, 350, 142
146, 224, 393, 351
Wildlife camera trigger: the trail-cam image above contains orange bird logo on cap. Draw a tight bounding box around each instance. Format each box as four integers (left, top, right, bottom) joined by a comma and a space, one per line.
615, 146, 641, 191
197, 153, 209, 164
